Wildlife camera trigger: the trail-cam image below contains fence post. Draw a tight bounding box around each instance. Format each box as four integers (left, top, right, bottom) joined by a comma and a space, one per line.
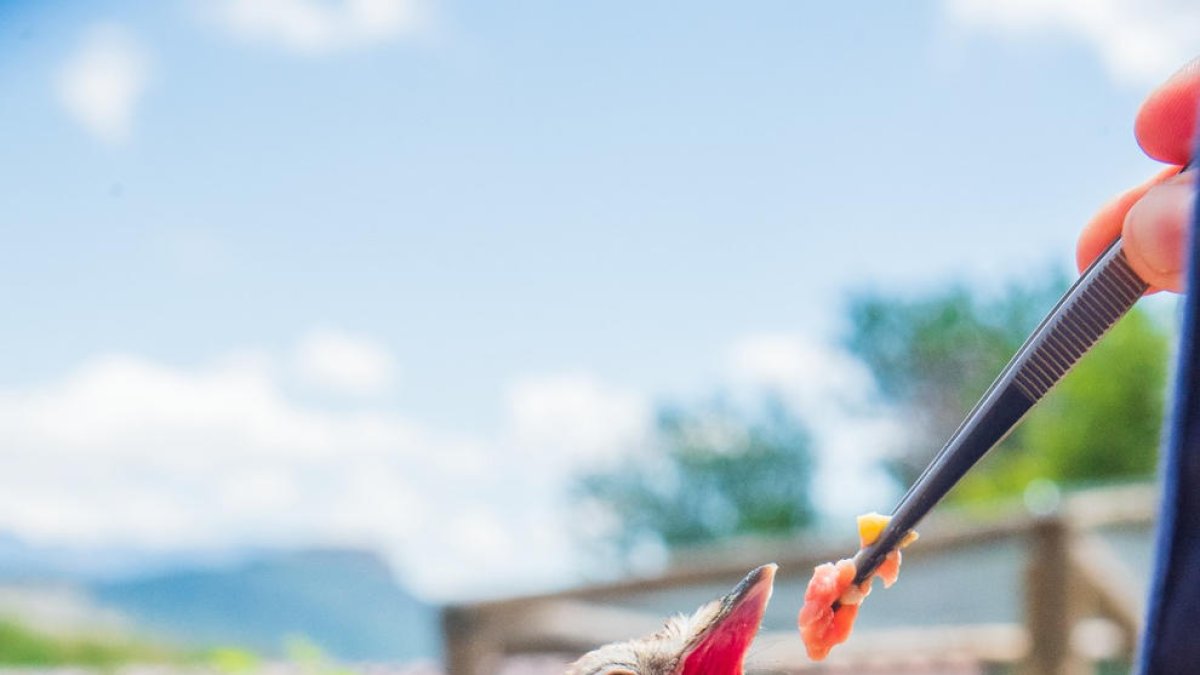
442, 605, 502, 675
1023, 514, 1085, 675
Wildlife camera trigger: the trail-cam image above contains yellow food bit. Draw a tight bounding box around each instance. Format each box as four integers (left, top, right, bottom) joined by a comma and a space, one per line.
856, 512, 919, 549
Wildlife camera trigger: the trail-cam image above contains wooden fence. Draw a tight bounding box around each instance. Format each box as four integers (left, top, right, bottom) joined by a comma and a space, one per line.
442, 484, 1157, 674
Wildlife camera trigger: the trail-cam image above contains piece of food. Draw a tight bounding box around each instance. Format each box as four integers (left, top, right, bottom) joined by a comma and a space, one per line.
797, 513, 918, 661
856, 512, 918, 588
797, 558, 860, 660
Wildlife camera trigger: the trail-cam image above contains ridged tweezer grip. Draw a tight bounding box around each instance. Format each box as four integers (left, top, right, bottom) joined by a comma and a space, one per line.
1009, 240, 1147, 399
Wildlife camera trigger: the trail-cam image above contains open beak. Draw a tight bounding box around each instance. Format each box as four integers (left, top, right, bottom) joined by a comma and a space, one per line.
678, 564, 777, 675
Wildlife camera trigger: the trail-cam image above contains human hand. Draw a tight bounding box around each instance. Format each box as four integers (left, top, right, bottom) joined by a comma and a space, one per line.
1078, 59, 1200, 293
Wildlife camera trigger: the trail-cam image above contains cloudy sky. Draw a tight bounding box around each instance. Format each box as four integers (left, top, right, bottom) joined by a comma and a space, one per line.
0, 0, 1194, 600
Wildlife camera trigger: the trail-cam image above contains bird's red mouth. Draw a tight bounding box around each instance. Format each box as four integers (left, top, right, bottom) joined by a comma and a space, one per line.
678, 564, 776, 675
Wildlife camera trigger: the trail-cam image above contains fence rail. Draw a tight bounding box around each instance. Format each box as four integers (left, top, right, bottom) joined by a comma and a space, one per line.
442, 484, 1157, 674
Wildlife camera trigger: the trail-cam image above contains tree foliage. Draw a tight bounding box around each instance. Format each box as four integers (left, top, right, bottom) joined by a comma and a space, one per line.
845, 272, 1170, 502
578, 269, 1170, 556
0, 619, 176, 667
955, 307, 1169, 501
578, 397, 816, 556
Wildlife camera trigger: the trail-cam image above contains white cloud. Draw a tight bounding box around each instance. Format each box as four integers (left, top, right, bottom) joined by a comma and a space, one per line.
944, 0, 1200, 86
56, 24, 151, 144
0, 351, 426, 548
505, 373, 651, 464
729, 333, 875, 413
728, 333, 900, 517
212, 0, 431, 54
0, 344, 646, 600
0, 331, 895, 600
295, 328, 397, 396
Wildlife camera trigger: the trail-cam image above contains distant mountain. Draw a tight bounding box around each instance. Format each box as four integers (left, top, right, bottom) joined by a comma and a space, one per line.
91, 548, 439, 662
0, 533, 248, 584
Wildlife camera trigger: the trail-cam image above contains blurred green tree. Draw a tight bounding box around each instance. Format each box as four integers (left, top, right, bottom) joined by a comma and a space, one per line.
845, 271, 1170, 502
0, 619, 176, 667
954, 306, 1169, 501
578, 397, 816, 557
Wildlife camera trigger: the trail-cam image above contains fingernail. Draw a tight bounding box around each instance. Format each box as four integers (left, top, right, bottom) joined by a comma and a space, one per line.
1124, 177, 1195, 278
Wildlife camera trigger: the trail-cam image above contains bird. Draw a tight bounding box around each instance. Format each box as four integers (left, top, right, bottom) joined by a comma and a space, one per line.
565, 564, 776, 675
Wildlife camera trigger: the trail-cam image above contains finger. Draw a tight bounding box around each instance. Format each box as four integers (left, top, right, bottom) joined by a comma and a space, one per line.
1135, 57, 1200, 165
1077, 165, 1181, 271
1123, 170, 1196, 293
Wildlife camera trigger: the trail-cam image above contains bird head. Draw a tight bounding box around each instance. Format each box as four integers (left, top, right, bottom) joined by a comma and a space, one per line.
566, 563, 776, 675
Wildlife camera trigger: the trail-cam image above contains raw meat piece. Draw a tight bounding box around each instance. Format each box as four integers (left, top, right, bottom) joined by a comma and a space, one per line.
797, 513, 919, 660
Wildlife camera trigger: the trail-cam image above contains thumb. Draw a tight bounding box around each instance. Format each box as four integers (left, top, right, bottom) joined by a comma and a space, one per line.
1123, 171, 1196, 293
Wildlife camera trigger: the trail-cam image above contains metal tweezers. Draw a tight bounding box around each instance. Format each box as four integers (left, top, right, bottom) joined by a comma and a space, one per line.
851, 236, 1149, 585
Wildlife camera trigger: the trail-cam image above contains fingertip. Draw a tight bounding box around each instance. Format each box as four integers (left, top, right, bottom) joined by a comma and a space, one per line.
1077, 166, 1182, 273
1076, 229, 1110, 273
1122, 173, 1196, 293
1079, 193, 1133, 272
1135, 57, 1200, 165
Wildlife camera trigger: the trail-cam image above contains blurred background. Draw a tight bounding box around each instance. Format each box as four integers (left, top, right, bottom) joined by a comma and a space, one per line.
0, 0, 1196, 673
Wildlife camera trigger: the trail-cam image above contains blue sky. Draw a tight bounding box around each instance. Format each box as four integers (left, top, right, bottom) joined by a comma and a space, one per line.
0, 0, 1194, 599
